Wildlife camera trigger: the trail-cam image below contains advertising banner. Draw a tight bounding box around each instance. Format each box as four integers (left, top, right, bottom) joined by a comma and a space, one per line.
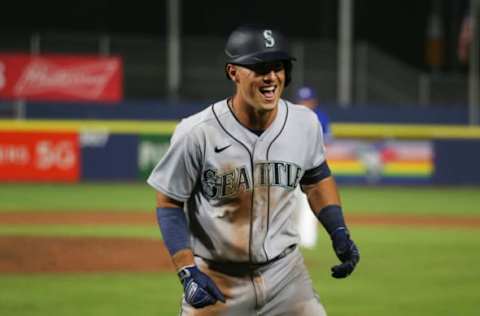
327, 139, 434, 184
136, 136, 434, 184
138, 134, 171, 180
0, 53, 123, 102
0, 131, 80, 182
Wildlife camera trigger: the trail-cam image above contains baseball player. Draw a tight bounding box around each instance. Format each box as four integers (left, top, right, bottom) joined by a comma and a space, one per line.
148, 24, 360, 316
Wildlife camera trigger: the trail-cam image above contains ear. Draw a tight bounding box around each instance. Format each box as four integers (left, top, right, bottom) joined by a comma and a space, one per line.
226, 64, 238, 82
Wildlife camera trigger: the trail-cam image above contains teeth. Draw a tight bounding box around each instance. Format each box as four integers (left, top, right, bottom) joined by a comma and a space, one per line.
260, 86, 275, 92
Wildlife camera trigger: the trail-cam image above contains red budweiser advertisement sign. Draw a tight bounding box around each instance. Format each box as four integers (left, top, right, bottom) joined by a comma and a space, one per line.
0, 132, 80, 182
0, 53, 123, 102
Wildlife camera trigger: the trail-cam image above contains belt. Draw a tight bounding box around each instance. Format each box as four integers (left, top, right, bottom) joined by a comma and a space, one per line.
201, 244, 297, 277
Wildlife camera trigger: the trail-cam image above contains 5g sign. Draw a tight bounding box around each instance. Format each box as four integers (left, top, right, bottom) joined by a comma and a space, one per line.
0, 132, 79, 182
36, 140, 76, 170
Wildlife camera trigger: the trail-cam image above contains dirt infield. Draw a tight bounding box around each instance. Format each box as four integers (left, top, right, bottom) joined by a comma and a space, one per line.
0, 211, 479, 274
0, 235, 174, 273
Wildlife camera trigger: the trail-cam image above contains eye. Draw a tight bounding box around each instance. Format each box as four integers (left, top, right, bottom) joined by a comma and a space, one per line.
270, 62, 283, 72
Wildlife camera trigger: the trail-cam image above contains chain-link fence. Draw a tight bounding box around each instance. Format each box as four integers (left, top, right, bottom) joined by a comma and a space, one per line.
0, 31, 469, 106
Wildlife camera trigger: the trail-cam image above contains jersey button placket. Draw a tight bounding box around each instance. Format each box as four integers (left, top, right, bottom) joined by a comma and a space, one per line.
251, 140, 269, 263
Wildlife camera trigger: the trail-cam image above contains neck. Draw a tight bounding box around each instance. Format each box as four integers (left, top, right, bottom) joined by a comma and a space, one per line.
230, 96, 278, 130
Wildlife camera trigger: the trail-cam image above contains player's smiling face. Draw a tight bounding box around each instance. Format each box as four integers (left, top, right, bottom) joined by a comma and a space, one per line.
232, 61, 286, 112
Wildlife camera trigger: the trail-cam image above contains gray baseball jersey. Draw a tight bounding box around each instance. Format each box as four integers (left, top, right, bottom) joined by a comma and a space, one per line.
147, 98, 326, 264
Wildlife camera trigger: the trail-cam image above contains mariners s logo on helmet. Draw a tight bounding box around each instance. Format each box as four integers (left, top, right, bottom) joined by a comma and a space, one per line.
263, 30, 275, 48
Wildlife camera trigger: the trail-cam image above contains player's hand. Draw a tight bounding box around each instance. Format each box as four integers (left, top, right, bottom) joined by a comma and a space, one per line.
330, 228, 360, 278
178, 265, 226, 308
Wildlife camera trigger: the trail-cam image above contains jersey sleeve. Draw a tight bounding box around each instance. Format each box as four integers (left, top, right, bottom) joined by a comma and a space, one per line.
300, 116, 330, 185
147, 124, 202, 202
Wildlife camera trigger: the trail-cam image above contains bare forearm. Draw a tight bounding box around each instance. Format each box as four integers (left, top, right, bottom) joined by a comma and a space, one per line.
172, 248, 195, 270
302, 176, 341, 215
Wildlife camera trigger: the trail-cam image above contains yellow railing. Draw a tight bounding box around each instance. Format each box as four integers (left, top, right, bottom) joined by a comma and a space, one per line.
1, 119, 480, 139
0, 119, 178, 134
332, 123, 480, 139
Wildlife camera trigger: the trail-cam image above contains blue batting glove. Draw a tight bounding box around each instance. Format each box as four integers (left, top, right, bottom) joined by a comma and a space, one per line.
178, 265, 226, 308
330, 228, 360, 278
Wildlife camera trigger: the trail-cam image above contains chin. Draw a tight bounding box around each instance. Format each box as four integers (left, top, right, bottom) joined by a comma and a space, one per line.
266, 95, 280, 105
259, 94, 277, 104
259, 101, 277, 112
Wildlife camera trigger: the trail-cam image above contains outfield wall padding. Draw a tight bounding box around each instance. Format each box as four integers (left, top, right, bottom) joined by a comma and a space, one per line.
433, 139, 480, 184
81, 134, 138, 180
1, 120, 480, 184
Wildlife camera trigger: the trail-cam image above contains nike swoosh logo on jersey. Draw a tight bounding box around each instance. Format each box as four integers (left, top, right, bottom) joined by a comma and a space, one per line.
214, 144, 232, 153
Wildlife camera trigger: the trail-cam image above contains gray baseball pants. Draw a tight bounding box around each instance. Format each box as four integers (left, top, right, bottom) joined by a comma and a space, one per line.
179, 247, 327, 316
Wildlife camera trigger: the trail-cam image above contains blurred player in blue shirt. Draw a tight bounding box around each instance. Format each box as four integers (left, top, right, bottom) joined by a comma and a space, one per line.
295, 86, 332, 142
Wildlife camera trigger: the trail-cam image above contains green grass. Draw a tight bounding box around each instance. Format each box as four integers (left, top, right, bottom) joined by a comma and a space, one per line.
305, 227, 480, 316
1, 183, 480, 316
0, 183, 156, 212
340, 186, 480, 216
1, 183, 479, 216
0, 273, 182, 316
0, 225, 159, 238
0, 227, 479, 316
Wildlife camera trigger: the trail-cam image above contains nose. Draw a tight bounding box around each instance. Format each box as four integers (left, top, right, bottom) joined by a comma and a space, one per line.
263, 70, 277, 81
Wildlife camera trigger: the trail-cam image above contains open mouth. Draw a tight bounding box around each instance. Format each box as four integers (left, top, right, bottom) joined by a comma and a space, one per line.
259, 85, 276, 100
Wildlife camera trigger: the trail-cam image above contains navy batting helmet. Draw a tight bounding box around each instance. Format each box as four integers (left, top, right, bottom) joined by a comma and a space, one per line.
224, 25, 295, 86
